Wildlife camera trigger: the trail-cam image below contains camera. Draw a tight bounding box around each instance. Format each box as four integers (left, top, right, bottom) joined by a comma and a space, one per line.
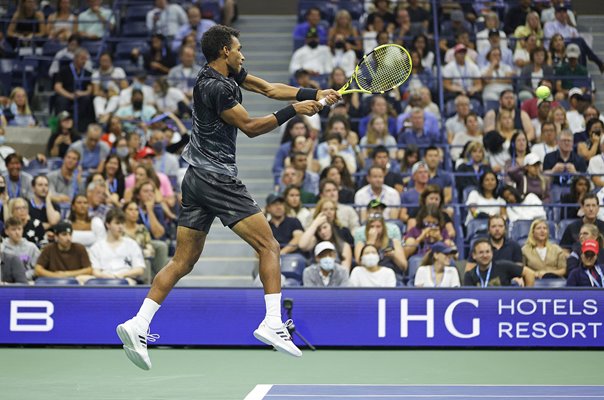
283, 298, 293, 311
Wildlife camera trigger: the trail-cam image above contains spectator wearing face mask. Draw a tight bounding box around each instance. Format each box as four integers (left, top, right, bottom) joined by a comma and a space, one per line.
349, 243, 397, 287
302, 241, 349, 287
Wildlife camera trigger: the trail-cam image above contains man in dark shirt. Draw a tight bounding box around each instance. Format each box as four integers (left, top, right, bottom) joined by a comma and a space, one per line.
53, 48, 95, 132
464, 238, 535, 287
266, 194, 304, 254
29, 175, 61, 231
543, 129, 587, 187
560, 194, 604, 250
116, 25, 339, 368
361, 146, 403, 192
466, 215, 523, 268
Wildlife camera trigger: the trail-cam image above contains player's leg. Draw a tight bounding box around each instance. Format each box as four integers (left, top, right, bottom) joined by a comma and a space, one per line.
116, 226, 207, 370
231, 213, 302, 357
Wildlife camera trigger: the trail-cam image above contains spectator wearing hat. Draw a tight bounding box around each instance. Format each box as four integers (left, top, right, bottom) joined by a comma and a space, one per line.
302, 241, 349, 287
442, 44, 482, 102
354, 165, 400, 223
567, 238, 604, 287
3, 153, 33, 200
293, 7, 328, 46
34, 221, 92, 282
477, 29, 513, 68
399, 161, 430, 224
414, 242, 460, 287
68, 123, 110, 174
555, 46, 589, 100
47, 111, 80, 158
444, 31, 478, 65
266, 194, 304, 255
464, 237, 535, 287
353, 200, 402, 246
541, 0, 576, 27
507, 153, 551, 203
289, 27, 333, 76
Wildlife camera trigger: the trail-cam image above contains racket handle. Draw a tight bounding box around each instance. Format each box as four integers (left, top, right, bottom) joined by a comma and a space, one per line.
319, 97, 328, 106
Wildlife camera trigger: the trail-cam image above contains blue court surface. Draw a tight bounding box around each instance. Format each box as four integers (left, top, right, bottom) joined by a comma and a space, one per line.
244, 385, 604, 400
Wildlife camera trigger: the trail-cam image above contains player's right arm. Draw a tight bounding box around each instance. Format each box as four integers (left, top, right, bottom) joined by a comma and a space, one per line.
221, 101, 322, 138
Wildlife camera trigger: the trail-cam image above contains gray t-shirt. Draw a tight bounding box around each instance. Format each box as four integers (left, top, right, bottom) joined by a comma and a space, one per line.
4, 172, 33, 200
181, 65, 248, 177
1, 239, 40, 278
47, 169, 83, 199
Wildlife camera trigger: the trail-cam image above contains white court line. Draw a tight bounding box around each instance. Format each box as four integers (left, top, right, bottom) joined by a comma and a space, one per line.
244, 384, 274, 400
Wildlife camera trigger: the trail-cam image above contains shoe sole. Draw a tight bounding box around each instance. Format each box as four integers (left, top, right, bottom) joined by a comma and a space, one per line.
253, 329, 302, 358
116, 324, 152, 370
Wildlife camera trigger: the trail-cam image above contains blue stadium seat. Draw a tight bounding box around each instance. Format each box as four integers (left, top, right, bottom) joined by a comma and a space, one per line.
42, 40, 65, 56
124, 5, 153, 23
85, 278, 130, 286
465, 218, 488, 243
280, 254, 307, 282
35, 277, 80, 285
462, 185, 477, 204
558, 218, 579, 240
406, 255, 423, 286
285, 278, 302, 287
81, 40, 105, 57
122, 22, 149, 38
337, 1, 364, 20
115, 41, 148, 58
510, 220, 533, 242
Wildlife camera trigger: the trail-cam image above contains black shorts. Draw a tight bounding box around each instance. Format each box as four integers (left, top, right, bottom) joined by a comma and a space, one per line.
178, 167, 261, 233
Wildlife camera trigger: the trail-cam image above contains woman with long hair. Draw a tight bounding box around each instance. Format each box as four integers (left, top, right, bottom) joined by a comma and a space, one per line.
403, 50, 435, 95
456, 141, 492, 193
349, 243, 397, 287
522, 219, 566, 279
465, 170, 506, 224
47, 0, 77, 42
499, 184, 547, 224
101, 154, 125, 203
320, 166, 355, 204
360, 115, 397, 159
403, 204, 454, 258
505, 130, 531, 171
353, 214, 407, 278
513, 33, 538, 69
328, 9, 361, 52
68, 194, 105, 248
412, 34, 435, 71
407, 184, 455, 239
548, 33, 566, 68
483, 129, 510, 173
5, 87, 36, 127
6, 0, 47, 48
399, 144, 419, 181
519, 47, 553, 101
125, 163, 176, 219
302, 220, 353, 271
514, 12, 543, 47
308, 197, 353, 245
578, 118, 604, 163
122, 200, 155, 258
561, 176, 590, 219
567, 223, 604, 274
548, 105, 569, 134
414, 242, 460, 287
283, 185, 312, 228
330, 155, 355, 190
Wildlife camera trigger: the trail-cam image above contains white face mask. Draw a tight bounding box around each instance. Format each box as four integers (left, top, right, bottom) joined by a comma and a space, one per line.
361, 253, 380, 267
319, 257, 335, 271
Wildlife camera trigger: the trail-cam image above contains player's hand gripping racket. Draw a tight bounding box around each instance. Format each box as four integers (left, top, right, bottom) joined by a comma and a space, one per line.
319, 43, 413, 106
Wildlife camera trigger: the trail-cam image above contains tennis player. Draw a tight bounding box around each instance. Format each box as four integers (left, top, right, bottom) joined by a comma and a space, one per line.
116, 25, 340, 370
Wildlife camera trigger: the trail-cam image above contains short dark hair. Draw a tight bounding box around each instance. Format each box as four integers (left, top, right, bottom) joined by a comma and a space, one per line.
472, 237, 491, 254
324, 132, 341, 143
201, 25, 240, 63
582, 193, 599, 206
4, 217, 22, 229
319, 178, 338, 194
487, 214, 506, 229
105, 208, 126, 225
32, 174, 49, 187
99, 51, 113, 61
5, 153, 23, 166
371, 145, 389, 159
368, 165, 383, 176
424, 145, 439, 155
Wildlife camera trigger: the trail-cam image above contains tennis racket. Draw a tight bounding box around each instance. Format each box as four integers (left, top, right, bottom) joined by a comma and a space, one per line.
320, 43, 413, 106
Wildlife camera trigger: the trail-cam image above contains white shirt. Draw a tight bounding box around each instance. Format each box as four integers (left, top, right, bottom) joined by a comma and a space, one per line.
506, 193, 547, 223
465, 190, 506, 224
566, 110, 585, 134
531, 142, 558, 163
337, 204, 360, 231
146, 4, 188, 37
349, 266, 396, 287
544, 20, 578, 47
289, 45, 333, 75
78, 7, 115, 38
71, 217, 106, 248
414, 266, 460, 287
541, 7, 576, 27
588, 154, 604, 183
442, 60, 481, 91
89, 236, 145, 275
331, 49, 357, 77
91, 66, 126, 94
354, 184, 401, 213
480, 63, 514, 102
476, 29, 508, 54
155, 87, 186, 113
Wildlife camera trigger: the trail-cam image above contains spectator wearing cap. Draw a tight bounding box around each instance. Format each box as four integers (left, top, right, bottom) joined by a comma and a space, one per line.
171, 5, 215, 52
54, 47, 96, 132
442, 44, 482, 102
400, 161, 430, 224
555, 46, 589, 100
47, 111, 80, 159
543, 5, 578, 46
302, 241, 349, 287
521, 218, 566, 280
567, 238, 604, 287
349, 243, 397, 287
354, 165, 400, 223
266, 194, 304, 255
293, 7, 328, 46
503, 0, 536, 35
397, 107, 443, 149
444, 31, 478, 65
414, 242, 460, 287
48, 149, 83, 203
353, 200, 402, 246
289, 27, 333, 76
541, 0, 576, 26
464, 237, 534, 287
476, 12, 508, 55
67, 123, 110, 174
34, 221, 92, 283
477, 29, 514, 68
543, 129, 587, 190
508, 152, 551, 203
359, 146, 403, 193
3, 153, 32, 200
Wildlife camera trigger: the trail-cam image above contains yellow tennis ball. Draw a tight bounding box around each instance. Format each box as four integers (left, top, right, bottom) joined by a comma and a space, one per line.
536, 86, 551, 99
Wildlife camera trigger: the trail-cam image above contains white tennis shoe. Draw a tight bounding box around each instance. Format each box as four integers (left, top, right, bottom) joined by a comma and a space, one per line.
253, 319, 302, 357
116, 317, 158, 370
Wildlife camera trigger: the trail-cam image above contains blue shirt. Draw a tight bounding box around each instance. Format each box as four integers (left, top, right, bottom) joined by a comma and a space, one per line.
358, 115, 397, 138
172, 19, 216, 51
396, 111, 440, 136
272, 142, 292, 184
397, 128, 442, 148
292, 22, 328, 44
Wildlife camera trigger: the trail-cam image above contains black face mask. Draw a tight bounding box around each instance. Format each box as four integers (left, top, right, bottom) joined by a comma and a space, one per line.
334, 41, 345, 49
308, 40, 319, 49
132, 100, 143, 110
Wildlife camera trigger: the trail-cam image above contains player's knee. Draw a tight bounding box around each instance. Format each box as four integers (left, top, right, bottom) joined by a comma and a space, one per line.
259, 237, 280, 256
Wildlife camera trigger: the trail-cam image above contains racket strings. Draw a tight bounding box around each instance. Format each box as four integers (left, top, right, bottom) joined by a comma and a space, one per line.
356, 46, 412, 93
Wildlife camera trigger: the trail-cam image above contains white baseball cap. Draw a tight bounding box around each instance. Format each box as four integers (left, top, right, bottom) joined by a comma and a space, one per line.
524, 153, 541, 167
314, 241, 336, 256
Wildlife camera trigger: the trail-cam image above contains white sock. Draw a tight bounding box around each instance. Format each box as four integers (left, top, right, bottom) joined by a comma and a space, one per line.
264, 293, 282, 329
136, 298, 161, 326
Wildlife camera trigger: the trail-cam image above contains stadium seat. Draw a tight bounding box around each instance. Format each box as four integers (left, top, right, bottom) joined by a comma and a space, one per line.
35, 277, 80, 285
285, 278, 302, 287
280, 253, 307, 282
123, 5, 153, 23
406, 255, 423, 286
510, 220, 533, 242
42, 40, 65, 56
115, 41, 148, 58
122, 22, 149, 38
558, 218, 579, 240
483, 100, 500, 114
85, 278, 130, 286
534, 278, 567, 288
465, 218, 488, 243
81, 40, 105, 57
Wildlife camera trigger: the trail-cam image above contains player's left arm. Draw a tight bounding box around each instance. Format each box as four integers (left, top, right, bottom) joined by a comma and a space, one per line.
242, 73, 340, 103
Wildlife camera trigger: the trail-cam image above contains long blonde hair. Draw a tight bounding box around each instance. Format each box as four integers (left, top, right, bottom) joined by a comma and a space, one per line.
312, 198, 342, 227
364, 216, 390, 250
10, 87, 32, 115
333, 9, 353, 33
548, 105, 569, 132
365, 115, 389, 145
526, 219, 552, 249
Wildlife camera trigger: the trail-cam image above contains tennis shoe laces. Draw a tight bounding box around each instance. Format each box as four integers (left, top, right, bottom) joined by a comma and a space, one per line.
253, 319, 302, 357
116, 317, 157, 370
